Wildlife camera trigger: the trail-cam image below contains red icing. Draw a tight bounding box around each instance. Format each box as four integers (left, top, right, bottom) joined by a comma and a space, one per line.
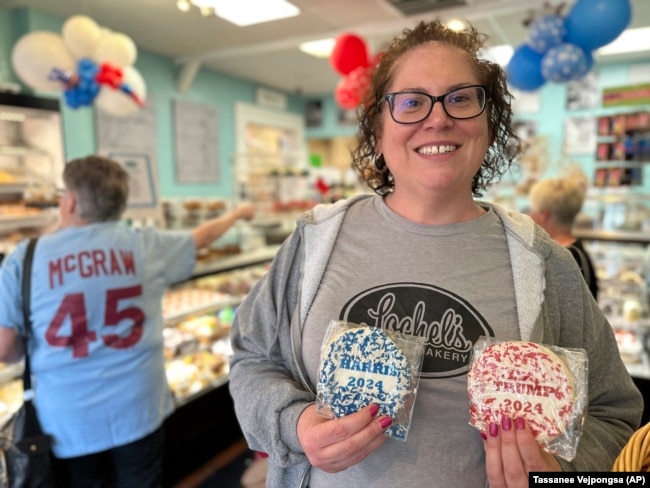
467, 341, 576, 445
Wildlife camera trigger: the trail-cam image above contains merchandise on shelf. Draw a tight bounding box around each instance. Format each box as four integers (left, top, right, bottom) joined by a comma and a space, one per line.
0, 378, 23, 426
176, 313, 232, 347
586, 239, 650, 370
165, 348, 229, 400
594, 111, 650, 188
161, 258, 272, 403
162, 286, 234, 321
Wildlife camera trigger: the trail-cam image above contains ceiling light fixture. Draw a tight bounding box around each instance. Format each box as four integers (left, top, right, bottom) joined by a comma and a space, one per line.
596, 27, 650, 56
177, 0, 300, 26
445, 18, 469, 32
176, 0, 191, 13
299, 38, 336, 59
479, 44, 514, 67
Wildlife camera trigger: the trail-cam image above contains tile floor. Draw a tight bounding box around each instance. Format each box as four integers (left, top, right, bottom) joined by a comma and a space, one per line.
198, 450, 254, 488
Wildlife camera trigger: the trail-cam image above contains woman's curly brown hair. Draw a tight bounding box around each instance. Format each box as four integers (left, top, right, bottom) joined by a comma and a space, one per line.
352, 20, 521, 197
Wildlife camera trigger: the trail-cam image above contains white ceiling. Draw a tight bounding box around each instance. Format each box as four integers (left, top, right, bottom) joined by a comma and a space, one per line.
2, 0, 650, 96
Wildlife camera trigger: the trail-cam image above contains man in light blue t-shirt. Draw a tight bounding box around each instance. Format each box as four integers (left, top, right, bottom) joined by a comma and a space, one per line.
0, 155, 254, 487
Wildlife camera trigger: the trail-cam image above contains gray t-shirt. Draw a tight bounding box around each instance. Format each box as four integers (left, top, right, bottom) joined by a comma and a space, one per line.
303, 197, 519, 488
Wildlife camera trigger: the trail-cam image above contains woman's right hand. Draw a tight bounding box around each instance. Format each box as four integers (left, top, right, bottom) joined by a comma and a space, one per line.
297, 403, 392, 473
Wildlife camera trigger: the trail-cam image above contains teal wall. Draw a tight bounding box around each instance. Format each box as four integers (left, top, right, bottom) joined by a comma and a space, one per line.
511, 60, 650, 181
2, 6, 649, 200
0, 7, 305, 199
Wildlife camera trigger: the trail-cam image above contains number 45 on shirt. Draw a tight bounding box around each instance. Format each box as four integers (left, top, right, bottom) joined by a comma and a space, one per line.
45, 285, 144, 358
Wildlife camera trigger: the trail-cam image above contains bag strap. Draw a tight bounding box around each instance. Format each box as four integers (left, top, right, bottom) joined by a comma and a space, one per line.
568, 243, 592, 286
21, 237, 38, 395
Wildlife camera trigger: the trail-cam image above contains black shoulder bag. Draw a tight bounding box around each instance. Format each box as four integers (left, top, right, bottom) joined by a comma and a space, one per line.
0, 238, 55, 487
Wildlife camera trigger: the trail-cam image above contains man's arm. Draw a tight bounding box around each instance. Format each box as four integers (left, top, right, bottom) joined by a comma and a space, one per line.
191, 203, 255, 250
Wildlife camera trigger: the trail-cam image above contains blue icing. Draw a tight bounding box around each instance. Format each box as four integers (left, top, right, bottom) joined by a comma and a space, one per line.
318, 327, 411, 424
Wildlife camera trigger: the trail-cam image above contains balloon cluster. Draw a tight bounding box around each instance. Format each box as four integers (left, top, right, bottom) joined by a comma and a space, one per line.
330, 33, 381, 110
506, 0, 632, 92
11, 15, 147, 117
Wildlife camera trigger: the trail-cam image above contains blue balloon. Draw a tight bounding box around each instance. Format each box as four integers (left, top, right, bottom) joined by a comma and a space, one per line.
541, 43, 591, 83
76, 58, 99, 82
64, 89, 82, 109
506, 44, 545, 92
564, 0, 632, 52
527, 14, 566, 54
578, 50, 595, 77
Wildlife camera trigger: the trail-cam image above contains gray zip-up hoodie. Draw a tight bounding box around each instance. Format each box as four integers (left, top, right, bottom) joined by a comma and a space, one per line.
229, 194, 642, 488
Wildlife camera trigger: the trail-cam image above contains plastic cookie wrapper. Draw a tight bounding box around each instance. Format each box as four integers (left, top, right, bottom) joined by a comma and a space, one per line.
316, 320, 425, 441
467, 337, 588, 461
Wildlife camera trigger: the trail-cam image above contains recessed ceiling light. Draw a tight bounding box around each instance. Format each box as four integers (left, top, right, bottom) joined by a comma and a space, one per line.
479, 44, 514, 67
597, 27, 650, 56
299, 39, 336, 58
192, 0, 300, 26
445, 18, 468, 32
177, 0, 191, 12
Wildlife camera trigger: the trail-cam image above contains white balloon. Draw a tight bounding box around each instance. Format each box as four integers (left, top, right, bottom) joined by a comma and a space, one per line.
98, 27, 113, 42
94, 65, 146, 117
11, 31, 76, 92
94, 32, 137, 67
62, 15, 101, 59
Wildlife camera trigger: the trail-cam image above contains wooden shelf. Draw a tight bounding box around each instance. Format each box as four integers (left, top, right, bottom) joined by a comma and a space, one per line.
190, 244, 279, 280
0, 212, 57, 233
574, 228, 650, 244
0, 145, 49, 157
0, 183, 26, 195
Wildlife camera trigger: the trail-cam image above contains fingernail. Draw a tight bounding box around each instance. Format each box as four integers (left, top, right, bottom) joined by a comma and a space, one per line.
480, 432, 487, 441
501, 416, 512, 432
379, 417, 393, 429
515, 417, 525, 430
369, 404, 380, 417
488, 422, 498, 437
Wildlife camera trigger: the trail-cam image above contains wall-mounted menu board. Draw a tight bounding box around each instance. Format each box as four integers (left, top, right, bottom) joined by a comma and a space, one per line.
173, 99, 219, 184
95, 97, 157, 156
99, 148, 165, 226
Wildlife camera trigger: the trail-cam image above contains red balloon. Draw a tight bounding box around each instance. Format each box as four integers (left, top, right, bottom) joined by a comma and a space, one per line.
334, 65, 373, 110
334, 77, 359, 110
96, 62, 124, 89
330, 33, 369, 76
348, 65, 372, 93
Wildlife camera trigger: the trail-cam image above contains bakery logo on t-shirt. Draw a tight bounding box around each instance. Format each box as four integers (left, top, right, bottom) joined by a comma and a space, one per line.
340, 282, 493, 378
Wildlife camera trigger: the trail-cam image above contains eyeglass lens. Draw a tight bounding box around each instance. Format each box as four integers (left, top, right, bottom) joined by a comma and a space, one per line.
388, 86, 486, 123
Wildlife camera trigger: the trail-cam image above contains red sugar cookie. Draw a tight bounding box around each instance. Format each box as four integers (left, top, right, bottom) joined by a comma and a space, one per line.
468, 341, 576, 445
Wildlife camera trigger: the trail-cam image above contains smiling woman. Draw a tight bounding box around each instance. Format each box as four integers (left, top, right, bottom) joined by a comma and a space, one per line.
228, 18, 643, 488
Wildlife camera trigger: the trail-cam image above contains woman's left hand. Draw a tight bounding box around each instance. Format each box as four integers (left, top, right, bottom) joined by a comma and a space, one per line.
483, 416, 562, 488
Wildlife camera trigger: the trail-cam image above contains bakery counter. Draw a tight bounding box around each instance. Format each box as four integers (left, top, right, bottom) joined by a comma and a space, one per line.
0, 210, 57, 234
162, 379, 242, 487
160, 247, 276, 484
611, 318, 650, 425
191, 244, 280, 279
162, 254, 273, 407
611, 317, 650, 378
574, 228, 650, 245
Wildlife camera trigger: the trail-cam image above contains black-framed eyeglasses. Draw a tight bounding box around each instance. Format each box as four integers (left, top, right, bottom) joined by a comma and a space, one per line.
380, 85, 490, 124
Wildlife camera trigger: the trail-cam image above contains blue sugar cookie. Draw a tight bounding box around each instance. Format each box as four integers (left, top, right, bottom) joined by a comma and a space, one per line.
318, 326, 412, 439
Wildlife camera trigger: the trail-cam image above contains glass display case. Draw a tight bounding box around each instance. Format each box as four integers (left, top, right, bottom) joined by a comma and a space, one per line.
0, 93, 65, 261
161, 245, 277, 485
